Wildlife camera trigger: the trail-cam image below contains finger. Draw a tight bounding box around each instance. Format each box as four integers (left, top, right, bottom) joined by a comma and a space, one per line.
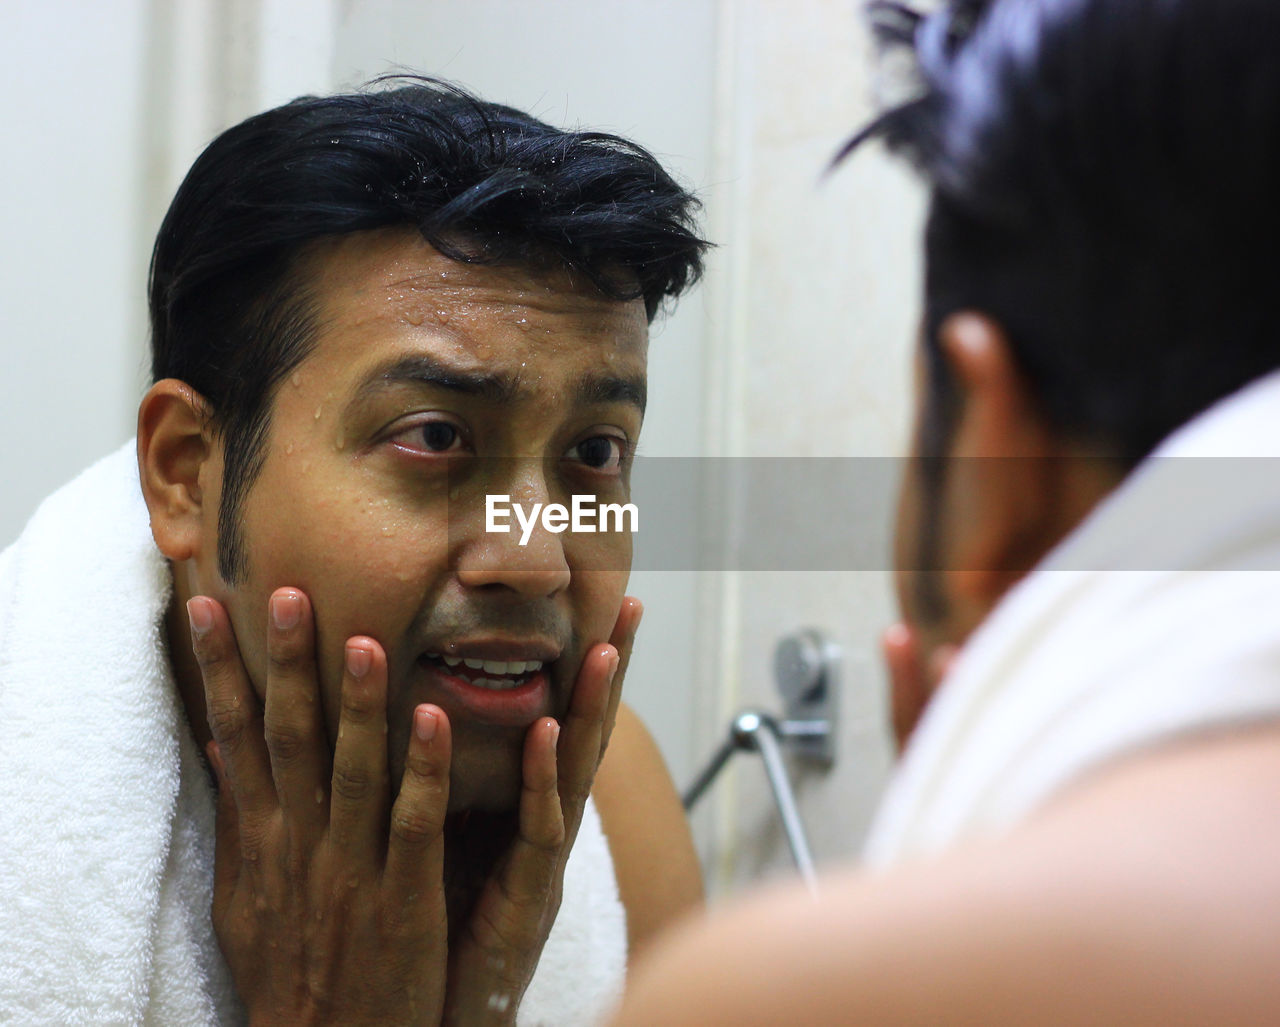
188, 596, 277, 834
929, 643, 959, 691
261, 588, 330, 844
516, 717, 566, 859
600, 596, 643, 762
383, 704, 451, 933
466, 719, 563, 953
207, 742, 240, 925
883, 622, 926, 752
328, 636, 391, 867
556, 643, 618, 838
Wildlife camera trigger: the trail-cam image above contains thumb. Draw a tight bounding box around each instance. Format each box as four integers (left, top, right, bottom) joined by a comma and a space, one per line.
882, 623, 927, 754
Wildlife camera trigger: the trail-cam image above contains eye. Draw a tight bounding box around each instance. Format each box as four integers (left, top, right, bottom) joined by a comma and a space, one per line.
420, 421, 460, 451
567, 434, 627, 473
388, 416, 468, 457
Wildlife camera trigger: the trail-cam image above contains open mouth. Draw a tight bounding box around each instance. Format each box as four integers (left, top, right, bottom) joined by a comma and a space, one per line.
418, 652, 546, 691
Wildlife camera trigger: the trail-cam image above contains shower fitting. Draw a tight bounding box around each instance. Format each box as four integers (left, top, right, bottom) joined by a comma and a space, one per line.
683, 629, 840, 892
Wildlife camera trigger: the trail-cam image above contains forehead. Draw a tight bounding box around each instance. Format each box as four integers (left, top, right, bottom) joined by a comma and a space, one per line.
296, 227, 649, 374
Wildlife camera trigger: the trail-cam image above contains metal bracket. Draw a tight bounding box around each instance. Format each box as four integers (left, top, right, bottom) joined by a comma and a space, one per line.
773, 628, 840, 767
681, 630, 841, 891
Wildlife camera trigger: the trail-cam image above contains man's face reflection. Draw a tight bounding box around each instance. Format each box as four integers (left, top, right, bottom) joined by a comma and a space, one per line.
197, 228, 647, 812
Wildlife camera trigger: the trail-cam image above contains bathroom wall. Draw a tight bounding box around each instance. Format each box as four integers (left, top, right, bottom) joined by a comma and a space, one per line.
693, 0, 925, 890
0, 2, 151, 546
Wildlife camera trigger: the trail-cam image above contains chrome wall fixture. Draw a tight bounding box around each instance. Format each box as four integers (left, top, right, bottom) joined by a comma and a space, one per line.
683, 630, 840, 892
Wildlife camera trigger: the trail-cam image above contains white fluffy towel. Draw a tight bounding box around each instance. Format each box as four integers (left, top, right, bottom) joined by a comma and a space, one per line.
0, 442, 238, 1025
863, 370, 1280, 868
0, 441, 626, 1025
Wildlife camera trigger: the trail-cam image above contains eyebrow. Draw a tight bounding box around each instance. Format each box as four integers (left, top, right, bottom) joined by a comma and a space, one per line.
354, 354, 646, 414
575, 371, 647, 415
355, 354, 518, 405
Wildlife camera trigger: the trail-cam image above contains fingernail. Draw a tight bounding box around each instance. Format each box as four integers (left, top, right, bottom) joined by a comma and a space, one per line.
606, 649, 620, 682
187, 597, 213, 639
415, 706, 437, 742
346, 643, 372, 679
549, 720, 561, 746
271, 591, 302, 631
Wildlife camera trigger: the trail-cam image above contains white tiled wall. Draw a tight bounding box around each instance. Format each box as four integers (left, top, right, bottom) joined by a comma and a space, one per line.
696, 0, 925, 891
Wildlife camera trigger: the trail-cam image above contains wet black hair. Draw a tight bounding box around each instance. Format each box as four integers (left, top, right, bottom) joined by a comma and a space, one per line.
838, 0, 1280, 467
149, 77, 707, 583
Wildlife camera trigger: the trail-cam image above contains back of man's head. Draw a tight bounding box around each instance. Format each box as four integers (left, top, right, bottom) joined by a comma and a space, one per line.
845, 0, 1280, 464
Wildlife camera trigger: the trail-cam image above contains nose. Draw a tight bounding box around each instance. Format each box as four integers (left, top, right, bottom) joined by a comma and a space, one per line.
453, 469, 572, 598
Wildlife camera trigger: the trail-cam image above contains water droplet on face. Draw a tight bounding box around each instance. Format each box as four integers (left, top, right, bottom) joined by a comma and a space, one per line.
285, 442, 294, 456
291, 372, 302, 388
405, 309, 425, 326
335, 433, 346, 452
314, 786, 324, 805
436, 308, 451, 325
381, 525, 394, 537
448, 485, 461, 501
314, 406, 322, 420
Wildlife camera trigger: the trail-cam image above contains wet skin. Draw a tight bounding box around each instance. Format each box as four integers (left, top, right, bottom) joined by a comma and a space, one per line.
174, 226, 648, 812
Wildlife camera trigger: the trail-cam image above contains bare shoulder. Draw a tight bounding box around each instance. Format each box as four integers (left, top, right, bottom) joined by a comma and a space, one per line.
612, 724, 1280, 1026
592, 702, 703, 963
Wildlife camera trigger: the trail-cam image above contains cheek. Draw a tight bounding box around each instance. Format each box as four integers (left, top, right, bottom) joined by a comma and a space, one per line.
247, 459, 445, 589
233, 468, 452, 692
572, 569, 628, 644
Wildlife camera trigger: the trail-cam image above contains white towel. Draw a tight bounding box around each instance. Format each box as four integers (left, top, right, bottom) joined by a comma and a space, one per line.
0, 440, 237, 1025
863, 369, 1280, 868
521, 795, 628, 1026
0, 441, 626, 1024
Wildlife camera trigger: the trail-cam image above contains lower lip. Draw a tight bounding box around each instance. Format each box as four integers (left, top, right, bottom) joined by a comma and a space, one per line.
416, 658, 552, 727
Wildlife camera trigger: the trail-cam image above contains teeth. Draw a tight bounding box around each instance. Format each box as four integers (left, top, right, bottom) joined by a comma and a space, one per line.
426, 653, 545, 676
471, 677, 522, 691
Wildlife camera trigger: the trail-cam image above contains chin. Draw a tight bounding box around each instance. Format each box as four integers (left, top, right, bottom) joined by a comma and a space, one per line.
447, 743, 524, 814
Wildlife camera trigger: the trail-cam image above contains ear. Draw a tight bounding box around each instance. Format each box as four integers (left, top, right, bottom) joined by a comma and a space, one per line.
136, 379, 214, 562
936, 313, 1059, 612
